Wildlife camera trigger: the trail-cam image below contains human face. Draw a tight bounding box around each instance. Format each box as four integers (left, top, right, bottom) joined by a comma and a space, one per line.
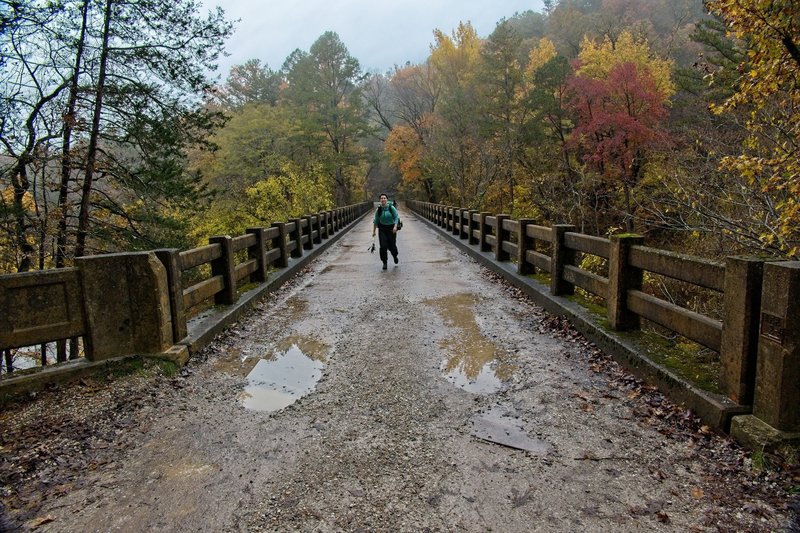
379, 195, 388, 206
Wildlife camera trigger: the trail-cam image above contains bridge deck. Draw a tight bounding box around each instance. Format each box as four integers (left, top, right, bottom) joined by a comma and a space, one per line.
1, 209, 789, 531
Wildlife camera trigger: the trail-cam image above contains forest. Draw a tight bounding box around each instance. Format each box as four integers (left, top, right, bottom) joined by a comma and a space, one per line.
1, 0, 798, 276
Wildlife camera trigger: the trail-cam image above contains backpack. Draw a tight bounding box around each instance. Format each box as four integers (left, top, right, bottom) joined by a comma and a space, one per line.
376, 204, 402, 230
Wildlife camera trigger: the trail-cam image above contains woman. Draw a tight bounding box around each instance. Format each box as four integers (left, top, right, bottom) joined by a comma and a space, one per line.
372, 193, 399, 270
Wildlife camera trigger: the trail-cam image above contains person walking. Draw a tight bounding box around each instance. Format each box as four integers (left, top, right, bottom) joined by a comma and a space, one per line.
372, 193, 399, 270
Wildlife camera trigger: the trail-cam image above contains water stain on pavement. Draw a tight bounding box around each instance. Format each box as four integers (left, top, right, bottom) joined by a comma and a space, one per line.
423, 293, 516, 394
470, 405, 552, 455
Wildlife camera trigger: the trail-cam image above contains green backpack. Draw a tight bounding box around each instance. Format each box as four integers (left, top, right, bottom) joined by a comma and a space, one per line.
376, 204, 402, 230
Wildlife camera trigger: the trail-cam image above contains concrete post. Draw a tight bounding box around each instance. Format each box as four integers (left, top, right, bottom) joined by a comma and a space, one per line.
77, 252, 173, 360
607, 234, 644, 330
154, 248, 187, 343
517, 219, 536, 275
495, 214, 510, 262
479, 212, 491, 252
753, 261, 800, 431
468, 211, 479, 245
720, 256, 765, 404
302, 216, 314, 250
289, 219, 303, 258
209, 235, 236, 305
271, 222, 289, 268
550, 224, 576, 296
313, 214, 322, 243
246, 228, 268, 283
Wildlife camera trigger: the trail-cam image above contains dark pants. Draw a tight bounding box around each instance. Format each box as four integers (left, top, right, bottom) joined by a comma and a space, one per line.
377, 223, 398, 263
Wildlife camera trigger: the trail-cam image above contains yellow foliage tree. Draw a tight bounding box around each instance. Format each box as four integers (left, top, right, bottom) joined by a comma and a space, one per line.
706, 0, 800, 256
526, 37, 558, 76
575, 31, 675, 99
429, 22, 483, 88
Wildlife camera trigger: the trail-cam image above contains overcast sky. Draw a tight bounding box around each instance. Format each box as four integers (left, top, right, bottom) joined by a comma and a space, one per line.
204, 0, 546, 79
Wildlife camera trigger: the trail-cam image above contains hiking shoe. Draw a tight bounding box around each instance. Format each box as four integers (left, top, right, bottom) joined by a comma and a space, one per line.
393, 255, 398, 264
382, 261, 387, 270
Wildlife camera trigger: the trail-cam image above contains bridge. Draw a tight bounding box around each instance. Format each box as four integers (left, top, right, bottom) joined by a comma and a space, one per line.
0, 202, 798, 530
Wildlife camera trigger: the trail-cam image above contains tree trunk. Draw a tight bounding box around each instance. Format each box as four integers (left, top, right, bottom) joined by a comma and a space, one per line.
11, 160, 35, 272
3, 349, 12, 374
75, 0, 113, 258
56, 0, 90, 268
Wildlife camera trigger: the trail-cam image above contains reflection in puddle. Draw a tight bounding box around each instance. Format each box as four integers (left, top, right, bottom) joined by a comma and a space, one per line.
239, 344, 325, 412
424, 293, 516, 394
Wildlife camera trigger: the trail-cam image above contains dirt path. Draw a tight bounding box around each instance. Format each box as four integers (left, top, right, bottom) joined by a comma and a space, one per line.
1, 209, 796, 532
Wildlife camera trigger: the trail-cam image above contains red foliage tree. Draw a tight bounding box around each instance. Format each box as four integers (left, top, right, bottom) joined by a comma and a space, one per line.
568, 61, 669, 231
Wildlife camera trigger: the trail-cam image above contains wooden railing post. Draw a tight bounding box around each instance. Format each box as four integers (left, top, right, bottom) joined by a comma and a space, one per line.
209, 235, 236, 305
289, 219, 303, 258
271, 222, 289, 268
452, 209, 461, 236
246, 228, 268, 283
720, 256, 765, 404
154, 248, 187, 342
496, 214, 510, 261
607, 234, 644, 330
550, 224, 576, 296
517, 219, 536, 275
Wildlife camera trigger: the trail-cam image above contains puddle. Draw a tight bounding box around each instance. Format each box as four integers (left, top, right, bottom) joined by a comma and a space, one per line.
239, 342, 326, 412
471, 405, 552, 455
424, 293, 516, 394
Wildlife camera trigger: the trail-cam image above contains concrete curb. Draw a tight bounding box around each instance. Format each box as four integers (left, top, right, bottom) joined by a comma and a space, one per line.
413, 210, 750, 433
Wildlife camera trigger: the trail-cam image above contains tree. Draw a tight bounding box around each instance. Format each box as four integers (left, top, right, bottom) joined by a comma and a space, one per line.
211, 59, 282, 111
0, 0, 233, 271
568, 31, 674, 231
703, 0, 800, 256
479, 19, 527, 213
283, 32, 371, 205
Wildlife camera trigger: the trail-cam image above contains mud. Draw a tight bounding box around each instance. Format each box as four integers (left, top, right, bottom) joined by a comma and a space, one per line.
1, 209, 795, 532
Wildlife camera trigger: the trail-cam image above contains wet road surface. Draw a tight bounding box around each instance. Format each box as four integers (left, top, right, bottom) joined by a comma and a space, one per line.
22, 207, 790, 532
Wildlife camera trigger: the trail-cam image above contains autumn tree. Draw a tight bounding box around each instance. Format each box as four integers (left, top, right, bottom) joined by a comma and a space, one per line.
426, 22, 496, 207
702, 0, 800, 256
568, 31, 674, 232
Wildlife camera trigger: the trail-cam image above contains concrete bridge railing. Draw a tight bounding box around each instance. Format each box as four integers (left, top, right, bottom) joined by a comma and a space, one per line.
0, 203, 372, 386
409, 200, 799, 449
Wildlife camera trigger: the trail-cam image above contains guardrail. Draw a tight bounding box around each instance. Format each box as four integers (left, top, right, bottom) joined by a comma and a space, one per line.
0, 203, 371, 373
410, 200, 799, 443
